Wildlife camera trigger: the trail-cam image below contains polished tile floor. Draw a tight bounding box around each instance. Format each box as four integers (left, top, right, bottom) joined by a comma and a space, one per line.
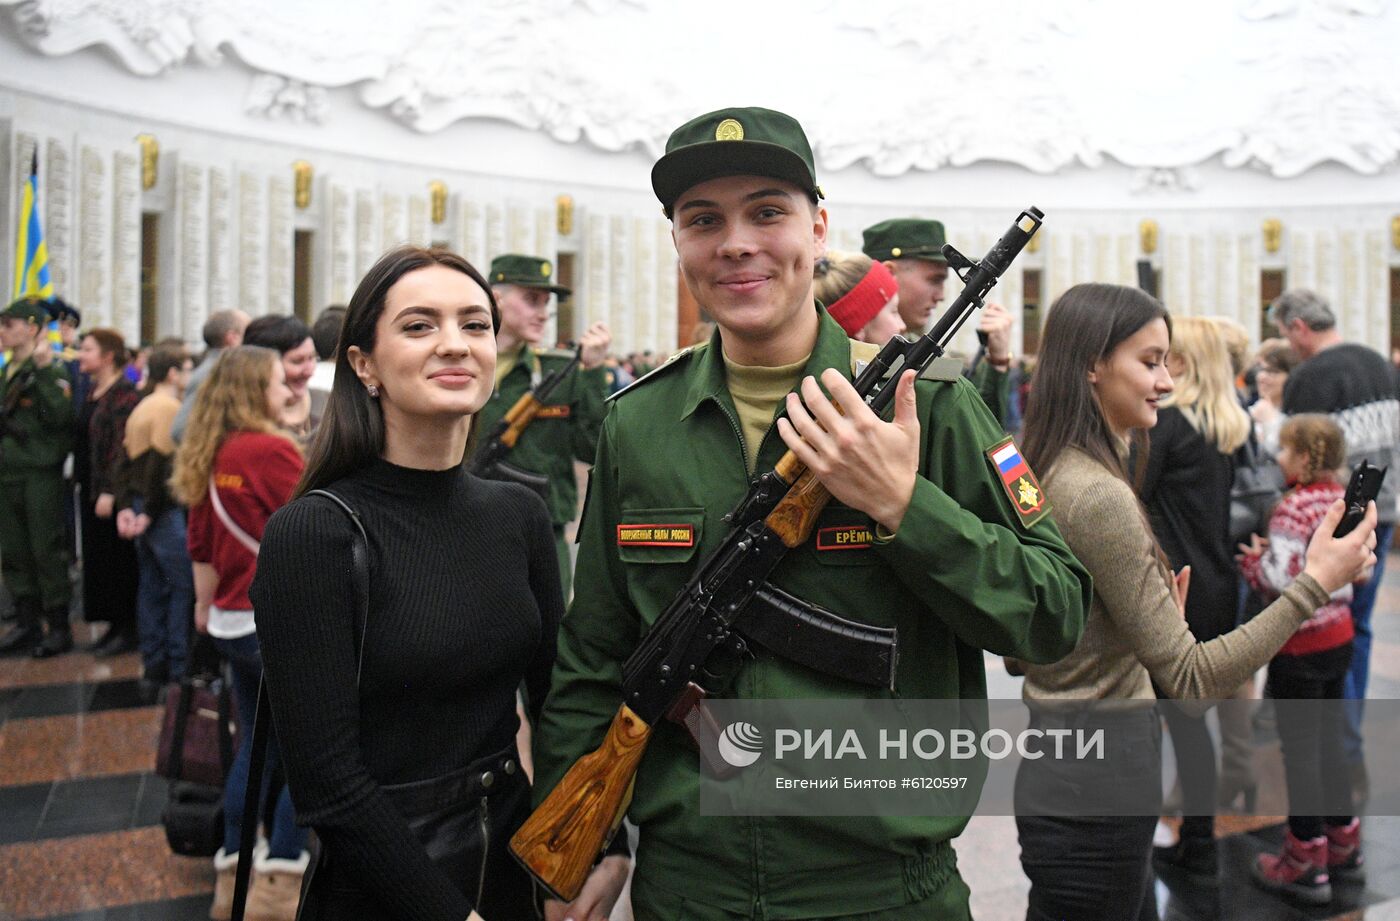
2, 569, 1398, 920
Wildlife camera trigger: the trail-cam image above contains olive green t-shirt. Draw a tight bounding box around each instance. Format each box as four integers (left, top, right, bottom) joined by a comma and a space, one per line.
721, 351, 808, 472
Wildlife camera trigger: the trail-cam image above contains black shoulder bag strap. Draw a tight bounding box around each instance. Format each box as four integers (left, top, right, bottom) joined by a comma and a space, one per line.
230, 490, 369, 921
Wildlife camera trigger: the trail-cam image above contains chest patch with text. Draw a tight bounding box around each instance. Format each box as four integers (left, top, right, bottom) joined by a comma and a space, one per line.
617, 523, 695, 547
987, 437, 1049, 528
816, 525, 874, 551
534, 404, 571, 419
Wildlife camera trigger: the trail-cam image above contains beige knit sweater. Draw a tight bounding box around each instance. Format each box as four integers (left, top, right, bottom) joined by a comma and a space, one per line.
1023, 447, 1331, 701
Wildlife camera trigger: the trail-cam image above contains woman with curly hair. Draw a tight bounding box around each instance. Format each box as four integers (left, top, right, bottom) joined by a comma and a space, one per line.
171, 345, 308, 921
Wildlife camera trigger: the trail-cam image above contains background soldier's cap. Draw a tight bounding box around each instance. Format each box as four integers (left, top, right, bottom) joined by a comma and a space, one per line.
861, 219, 949, 264
488, 253, 571, 296
1, 297, 52, 325
651, 106, 824, 219
45, 297, 81, 327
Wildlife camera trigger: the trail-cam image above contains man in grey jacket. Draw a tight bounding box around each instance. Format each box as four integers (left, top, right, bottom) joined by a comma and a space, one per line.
171, 309, 249, 444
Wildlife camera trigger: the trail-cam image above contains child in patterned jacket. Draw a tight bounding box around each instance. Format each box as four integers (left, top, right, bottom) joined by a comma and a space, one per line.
1239, 413, 1362, 905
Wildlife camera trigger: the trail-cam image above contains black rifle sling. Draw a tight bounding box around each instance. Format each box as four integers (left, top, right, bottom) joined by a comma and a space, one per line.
230, 489, 369, 921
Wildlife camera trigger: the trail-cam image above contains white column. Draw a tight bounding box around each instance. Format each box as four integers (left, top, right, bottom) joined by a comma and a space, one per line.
1213, 232, 1240, 331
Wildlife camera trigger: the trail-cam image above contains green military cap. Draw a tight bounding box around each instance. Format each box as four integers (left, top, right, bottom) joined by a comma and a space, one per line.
488, 253, 571, 296
651, 106, 824, 218
862, 218, 948, 263
1, 297, 51, 325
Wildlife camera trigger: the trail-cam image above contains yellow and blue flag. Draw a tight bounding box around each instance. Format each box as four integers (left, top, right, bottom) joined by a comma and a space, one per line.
13, 150, 53, 301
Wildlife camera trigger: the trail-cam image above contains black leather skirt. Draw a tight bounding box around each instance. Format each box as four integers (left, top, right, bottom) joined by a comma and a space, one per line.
298, 745, 538, 920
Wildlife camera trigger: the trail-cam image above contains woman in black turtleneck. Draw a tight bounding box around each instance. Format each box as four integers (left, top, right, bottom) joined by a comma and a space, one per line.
251, 246, 569, 921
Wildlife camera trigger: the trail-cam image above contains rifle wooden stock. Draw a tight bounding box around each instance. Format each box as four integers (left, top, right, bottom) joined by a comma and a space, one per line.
510, 703, 652, 901
764, 466, 833, 548
499, 393, 543, 450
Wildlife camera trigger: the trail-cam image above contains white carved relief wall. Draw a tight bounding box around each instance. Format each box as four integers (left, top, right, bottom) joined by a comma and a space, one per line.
3, 0, 1400, 357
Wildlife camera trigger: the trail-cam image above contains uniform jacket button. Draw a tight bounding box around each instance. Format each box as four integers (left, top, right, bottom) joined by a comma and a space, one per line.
480, 771, 494, 789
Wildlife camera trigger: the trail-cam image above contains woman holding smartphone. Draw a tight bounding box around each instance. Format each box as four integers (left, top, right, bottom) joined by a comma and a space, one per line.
1013, 284, 1376, 921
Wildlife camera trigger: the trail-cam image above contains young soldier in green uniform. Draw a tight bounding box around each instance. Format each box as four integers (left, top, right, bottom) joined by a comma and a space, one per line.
0, 298, 75, 657
863, 219, 1016, 426
474, 254, 611, 594
534, 107, 1091, 920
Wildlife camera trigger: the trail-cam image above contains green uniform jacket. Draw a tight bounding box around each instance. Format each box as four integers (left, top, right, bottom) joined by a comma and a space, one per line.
472, 347, 608, 528
968, 361, 1010, 428
1, 358, 73, 471
534, 309, 1090, 917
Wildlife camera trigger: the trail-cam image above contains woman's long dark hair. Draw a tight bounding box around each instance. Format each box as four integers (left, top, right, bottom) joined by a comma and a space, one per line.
295, 246, 499, 497
1021, 283, 1171, 484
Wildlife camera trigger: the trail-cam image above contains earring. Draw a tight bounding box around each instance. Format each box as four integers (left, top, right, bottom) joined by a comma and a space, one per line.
367, 384, 379, 398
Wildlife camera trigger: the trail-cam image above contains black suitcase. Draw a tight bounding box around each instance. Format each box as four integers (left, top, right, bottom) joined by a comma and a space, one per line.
162, 781, 225, 857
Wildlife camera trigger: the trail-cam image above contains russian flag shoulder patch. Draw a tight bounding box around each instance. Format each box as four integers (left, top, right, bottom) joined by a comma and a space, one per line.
986, 436, 1049, 529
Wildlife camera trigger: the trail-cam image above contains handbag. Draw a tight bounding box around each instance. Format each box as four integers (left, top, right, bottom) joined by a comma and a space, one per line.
155, 635, 236, 788
1230, 433, 1284, 544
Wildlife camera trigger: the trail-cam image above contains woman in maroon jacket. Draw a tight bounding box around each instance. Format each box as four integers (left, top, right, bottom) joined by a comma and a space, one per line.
171, 345, 307, 921
77, 328, 142, 656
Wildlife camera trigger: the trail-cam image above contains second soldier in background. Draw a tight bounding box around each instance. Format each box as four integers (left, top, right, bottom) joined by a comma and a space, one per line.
474, 253, 611, 594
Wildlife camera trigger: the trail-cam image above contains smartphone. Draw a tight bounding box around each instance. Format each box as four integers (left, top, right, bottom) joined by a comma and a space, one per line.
1334, 460, 1387, 538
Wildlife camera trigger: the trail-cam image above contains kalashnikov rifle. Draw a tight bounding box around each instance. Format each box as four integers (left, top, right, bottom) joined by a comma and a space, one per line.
469, 344, 582, 497
0, 360, 38, 463
511, 207, 1045, 900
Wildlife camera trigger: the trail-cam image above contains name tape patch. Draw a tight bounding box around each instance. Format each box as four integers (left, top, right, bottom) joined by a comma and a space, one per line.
987, 437, 1049, 529
816, 525, 874, 551
617, 523, 695, 548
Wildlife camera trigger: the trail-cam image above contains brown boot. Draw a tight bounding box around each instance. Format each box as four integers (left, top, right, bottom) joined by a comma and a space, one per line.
246, 849, 308, 921
209, 847, 240, 921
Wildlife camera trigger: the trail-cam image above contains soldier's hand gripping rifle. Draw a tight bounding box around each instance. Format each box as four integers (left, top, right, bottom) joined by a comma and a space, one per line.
511, 207, 1045, 901
469, 345, 582, 498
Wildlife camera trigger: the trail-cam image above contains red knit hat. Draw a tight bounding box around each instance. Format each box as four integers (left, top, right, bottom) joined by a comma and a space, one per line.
826, 258, 898, 337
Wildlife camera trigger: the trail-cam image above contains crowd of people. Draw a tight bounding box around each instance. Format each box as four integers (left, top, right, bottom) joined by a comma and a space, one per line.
0, 102, 1391, 921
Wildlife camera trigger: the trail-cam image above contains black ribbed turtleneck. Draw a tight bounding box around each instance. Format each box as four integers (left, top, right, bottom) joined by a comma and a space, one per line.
250, 457, 562, 920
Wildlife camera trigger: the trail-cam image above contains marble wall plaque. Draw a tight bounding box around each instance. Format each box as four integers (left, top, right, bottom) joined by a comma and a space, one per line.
238, 169, 268, 316
267, 174, 293, 314
77, 144, 111, 324
44, 138, 73, 299
111, 150, 140, 343
208, 166, 232, 313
